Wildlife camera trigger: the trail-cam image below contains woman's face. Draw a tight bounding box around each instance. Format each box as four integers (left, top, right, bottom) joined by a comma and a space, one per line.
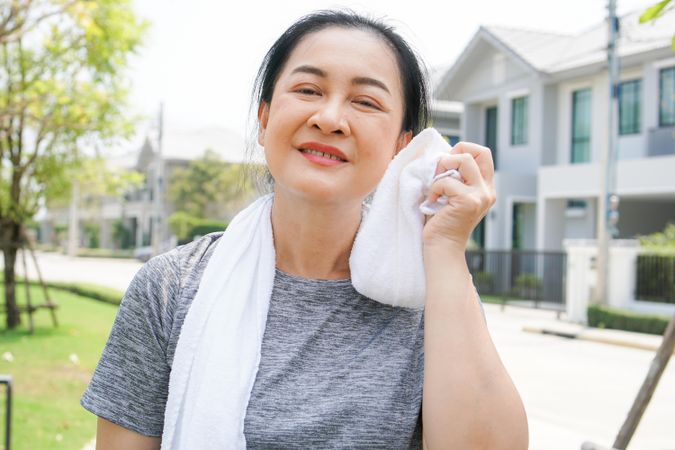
258, 26, 412, 205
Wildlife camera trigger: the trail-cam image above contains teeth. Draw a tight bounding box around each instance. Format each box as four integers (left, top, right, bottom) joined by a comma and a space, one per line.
301, 148, 344, 161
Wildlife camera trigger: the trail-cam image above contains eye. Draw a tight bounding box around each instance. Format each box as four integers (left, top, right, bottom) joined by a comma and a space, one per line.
295, 87, 320, 96
353, 97, 381, 110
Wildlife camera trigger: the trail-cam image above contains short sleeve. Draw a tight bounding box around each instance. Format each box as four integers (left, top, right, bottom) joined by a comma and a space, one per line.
81, 250, 181, 437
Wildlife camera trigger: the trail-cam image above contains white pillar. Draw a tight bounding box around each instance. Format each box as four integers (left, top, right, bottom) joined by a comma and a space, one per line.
607, 240, 640, 309
564, 240, 597, 323
537, 197, 566, 250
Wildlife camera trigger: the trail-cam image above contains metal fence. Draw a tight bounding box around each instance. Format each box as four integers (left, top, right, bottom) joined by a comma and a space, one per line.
465, 250, 567, 309
636, 254, 675, 304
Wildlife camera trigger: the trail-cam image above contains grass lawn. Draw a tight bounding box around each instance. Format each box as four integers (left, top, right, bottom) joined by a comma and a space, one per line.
0, 283, 120, 450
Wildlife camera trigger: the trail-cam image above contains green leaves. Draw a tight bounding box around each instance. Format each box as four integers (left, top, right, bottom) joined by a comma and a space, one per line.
639, 0, 673, 23
168, 150, 254, 220
0, 0, 147, 223
640, 0, 675, 50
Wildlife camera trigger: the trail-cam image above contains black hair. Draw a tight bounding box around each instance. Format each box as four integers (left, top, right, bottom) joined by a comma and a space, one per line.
244, 10, 430, 194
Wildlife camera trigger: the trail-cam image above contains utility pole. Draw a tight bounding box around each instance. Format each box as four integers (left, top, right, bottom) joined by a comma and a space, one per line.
151, 103, 164, 257
595, 0, 620, 305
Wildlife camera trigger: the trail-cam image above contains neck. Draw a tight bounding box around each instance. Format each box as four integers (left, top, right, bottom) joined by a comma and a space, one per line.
271, 189, 363, 280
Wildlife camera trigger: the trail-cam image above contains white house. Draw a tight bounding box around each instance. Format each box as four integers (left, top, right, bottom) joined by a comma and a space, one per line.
39, 126, 253, 250
433, 10, 675, 251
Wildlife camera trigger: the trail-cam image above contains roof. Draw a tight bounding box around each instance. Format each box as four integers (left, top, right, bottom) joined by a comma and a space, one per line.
484, 9, 675, 74
436, 9, 675, 98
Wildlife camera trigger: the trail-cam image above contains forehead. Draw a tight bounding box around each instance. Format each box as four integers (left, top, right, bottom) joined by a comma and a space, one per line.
280, 27, 403, 93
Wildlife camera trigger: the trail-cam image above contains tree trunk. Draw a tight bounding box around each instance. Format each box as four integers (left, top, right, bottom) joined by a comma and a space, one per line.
1, 221, 22, 329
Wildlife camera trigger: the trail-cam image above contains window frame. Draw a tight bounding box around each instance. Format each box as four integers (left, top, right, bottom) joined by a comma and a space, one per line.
510, 96, 529, 146
659, 66, 675, 127
571, 88, 592, 164
618, 79, 641, 135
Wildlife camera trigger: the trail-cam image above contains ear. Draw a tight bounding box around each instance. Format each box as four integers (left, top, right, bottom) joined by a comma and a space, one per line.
394, 131, 413, 157
257, 102, 270, 146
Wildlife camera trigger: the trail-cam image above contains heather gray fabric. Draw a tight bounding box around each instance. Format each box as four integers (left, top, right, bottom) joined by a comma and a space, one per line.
81, 232, 424, 448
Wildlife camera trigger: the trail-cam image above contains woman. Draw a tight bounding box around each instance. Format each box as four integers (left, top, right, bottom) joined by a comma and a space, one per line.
83, 10, 528, 449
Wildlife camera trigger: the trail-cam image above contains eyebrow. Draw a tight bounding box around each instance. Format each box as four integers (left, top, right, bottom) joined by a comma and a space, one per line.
290, 65, 391, 95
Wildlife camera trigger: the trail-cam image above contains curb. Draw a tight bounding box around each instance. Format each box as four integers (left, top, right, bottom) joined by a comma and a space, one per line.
522, 325, 670, 353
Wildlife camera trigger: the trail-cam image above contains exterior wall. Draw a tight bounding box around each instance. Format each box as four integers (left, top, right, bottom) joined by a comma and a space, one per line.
564, 199, 596, 240
488, 173, 537, 249
538, 155, 675, 199
541, 85, 559, 166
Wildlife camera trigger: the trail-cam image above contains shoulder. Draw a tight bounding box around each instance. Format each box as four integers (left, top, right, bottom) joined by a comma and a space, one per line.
140, 232, 223, 287
123, 232, 223, 313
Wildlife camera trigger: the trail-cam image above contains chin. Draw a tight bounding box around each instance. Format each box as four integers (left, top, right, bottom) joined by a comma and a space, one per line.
279, 179, 359, 206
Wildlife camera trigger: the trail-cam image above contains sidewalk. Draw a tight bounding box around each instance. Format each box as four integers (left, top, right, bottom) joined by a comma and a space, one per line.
518, 308, 668, 353
482, 303, 675, 449
520, 307, 663, 352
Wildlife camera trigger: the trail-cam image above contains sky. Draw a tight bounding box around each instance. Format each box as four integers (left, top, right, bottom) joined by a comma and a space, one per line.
122, 0, 655, 156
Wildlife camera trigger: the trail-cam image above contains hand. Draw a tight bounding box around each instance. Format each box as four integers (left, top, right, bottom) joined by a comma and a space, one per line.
422, 142, 496, 251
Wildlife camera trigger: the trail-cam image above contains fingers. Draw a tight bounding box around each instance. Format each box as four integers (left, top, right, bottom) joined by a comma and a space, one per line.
427, 174, 470, 203
434, 153, 483, 186
450, 142, 495, 183
427, 175, 496, 215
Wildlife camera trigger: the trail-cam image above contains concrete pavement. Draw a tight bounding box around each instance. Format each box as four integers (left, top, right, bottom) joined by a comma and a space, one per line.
484, 304, 674, 450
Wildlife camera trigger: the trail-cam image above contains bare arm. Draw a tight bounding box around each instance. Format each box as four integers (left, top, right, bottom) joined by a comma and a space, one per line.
420, 142, 528, 449
96, 418, 161, 450
421, 245, 528, 449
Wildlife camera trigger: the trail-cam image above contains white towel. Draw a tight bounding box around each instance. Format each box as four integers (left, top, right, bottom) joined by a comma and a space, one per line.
161, 128, 455, 449
350, 128, 459, 308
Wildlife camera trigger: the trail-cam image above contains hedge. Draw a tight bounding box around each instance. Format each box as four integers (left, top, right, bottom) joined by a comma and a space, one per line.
587, 304, 670, 336
0, 274, 124, 306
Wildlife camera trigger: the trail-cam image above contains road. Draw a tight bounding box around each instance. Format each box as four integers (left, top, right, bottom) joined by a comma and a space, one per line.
11, 251, 675, 449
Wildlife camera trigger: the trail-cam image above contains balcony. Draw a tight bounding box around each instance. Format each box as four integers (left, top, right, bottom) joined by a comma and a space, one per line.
648, 126, 675, 157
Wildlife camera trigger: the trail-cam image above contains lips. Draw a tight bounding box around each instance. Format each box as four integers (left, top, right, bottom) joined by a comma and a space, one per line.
298, 141, 348, 162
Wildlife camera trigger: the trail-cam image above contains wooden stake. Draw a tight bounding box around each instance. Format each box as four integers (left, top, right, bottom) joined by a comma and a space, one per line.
612, 312, 675, 449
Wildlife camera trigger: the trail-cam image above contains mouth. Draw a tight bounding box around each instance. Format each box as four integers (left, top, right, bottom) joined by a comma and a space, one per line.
298, 148, 347, 162
298, 141, 348, 162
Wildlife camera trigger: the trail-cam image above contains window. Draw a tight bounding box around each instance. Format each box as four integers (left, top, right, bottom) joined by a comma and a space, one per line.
485, 106, 498, 170
660, 67, 675, 127
618, 79, 641, 135
511, 96, 528, 145
571, 89, 592, 163
567, 199, 587, 209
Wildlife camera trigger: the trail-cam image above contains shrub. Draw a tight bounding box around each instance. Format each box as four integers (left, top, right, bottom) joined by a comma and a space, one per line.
169, 212, 227, 245
190, 220, 227, 238
587, 304, 670, 336
514, 273, 541, 299
473, 271, 494, 294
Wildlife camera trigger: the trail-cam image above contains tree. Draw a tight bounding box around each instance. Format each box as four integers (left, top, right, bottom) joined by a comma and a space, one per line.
0, 0, 147, 328
168, 150, 254, 220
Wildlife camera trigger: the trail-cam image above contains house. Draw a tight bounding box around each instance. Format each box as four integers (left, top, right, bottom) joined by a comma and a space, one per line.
39, 126, 255, 250
433, 10, 675, 251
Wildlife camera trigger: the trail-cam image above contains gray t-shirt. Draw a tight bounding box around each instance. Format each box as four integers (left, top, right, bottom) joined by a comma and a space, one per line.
81, 232, 425, 449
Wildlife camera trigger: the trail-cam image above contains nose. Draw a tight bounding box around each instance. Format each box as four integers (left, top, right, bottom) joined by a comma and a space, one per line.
307, 98, 351, 136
